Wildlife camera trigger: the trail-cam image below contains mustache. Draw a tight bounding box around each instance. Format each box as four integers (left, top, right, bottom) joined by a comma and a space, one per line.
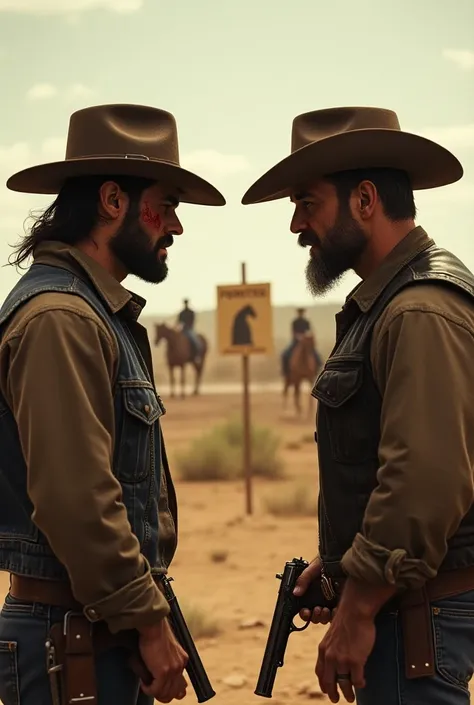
155, 234, 174, 251
298, 230, 319, 248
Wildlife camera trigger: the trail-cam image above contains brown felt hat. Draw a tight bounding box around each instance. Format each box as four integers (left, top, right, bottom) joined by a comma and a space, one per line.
7, 103, 226, 206
242, 106, 463, 205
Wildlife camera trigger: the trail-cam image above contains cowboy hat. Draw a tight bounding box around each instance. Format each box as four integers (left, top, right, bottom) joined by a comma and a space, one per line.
241, 106, 463, 205
7, 103, 226, 207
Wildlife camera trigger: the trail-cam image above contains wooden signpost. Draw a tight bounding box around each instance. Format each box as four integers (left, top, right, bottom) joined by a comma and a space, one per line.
216, 264, 273, 515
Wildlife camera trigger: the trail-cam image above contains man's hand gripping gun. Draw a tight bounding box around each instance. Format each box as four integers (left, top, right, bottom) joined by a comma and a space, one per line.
132, 574, 216, 703
255, 557, 338, 698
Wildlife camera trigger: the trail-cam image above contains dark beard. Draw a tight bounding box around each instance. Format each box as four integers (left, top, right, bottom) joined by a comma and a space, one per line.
301, 211, 367, 297
109, 205, 172, 284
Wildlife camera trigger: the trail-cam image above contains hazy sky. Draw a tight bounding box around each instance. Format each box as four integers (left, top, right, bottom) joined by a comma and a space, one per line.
0, 0, 473, 315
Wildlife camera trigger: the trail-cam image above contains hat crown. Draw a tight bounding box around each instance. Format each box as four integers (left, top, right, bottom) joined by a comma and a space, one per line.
65, 104, 180, 164
291, 107, 401, 152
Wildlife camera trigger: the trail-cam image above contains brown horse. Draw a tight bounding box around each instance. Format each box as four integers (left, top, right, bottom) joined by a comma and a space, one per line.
154, 323, 208, 398
283, 333, 321, 417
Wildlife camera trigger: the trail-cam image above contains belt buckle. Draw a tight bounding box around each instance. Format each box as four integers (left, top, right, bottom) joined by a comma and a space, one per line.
62, 610, 90, 637
63, 611, 96, 703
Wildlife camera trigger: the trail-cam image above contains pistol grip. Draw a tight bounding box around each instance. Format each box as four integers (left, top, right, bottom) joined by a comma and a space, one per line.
294, 578, 338, 613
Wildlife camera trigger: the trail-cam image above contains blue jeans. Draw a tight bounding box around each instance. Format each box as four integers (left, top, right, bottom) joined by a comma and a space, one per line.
0, 593, 153, 705
356, 589, 474, 704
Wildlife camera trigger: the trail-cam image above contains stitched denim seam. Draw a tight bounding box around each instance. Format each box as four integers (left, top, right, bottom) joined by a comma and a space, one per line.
433, 609, 471, 691
0, 641, 20, 705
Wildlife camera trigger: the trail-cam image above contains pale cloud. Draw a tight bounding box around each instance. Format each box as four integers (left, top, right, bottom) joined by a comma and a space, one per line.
442, 49, 474, 71
439, 182, 474, 203
414, 123, 474, 151
27, 83, 58, 100
0, 138, 65, 231
25, 83, 95, 102
65, 83, 96, 100
417, 181, 474, 206
182, 149, 250, 179
412, 121, 474, 204
0, 0, 143, 13
0, 138, 65, 178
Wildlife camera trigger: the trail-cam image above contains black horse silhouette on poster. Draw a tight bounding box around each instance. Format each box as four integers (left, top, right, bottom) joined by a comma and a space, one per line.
231, 304, 257, 345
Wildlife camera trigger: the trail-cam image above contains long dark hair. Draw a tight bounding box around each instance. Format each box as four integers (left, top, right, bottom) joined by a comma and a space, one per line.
8, 174, 154, 269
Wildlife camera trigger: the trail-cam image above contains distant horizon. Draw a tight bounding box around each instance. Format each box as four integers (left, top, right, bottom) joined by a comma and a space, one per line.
140, 296, 343, 320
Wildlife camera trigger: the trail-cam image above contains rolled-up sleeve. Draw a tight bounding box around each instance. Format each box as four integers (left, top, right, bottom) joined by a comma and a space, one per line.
1, 301, 169, 632
341, 294, 474, 590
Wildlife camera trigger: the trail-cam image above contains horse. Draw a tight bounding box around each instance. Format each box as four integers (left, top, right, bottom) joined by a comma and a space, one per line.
231, 304, 256, 345
283, 332, 321, 418
154, 323, 208, 398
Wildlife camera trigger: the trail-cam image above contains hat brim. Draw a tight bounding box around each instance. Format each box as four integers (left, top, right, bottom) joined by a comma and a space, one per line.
6, 156, 226, 206
241, 129, 463, 205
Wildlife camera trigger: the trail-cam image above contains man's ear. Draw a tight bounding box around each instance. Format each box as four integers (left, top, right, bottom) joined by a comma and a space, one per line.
97, 181, 128, 220
357, 180, 378, 219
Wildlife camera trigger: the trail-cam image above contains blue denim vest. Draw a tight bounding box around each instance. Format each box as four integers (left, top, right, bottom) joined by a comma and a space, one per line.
0, 263, 167, 580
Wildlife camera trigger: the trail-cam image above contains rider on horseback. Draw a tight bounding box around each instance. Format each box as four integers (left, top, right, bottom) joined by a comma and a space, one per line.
176, 298, 203, 362
281, 307, 322, 375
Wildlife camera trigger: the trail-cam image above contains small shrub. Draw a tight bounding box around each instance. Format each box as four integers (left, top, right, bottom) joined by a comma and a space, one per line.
176, 417, 284, 481
176, 432, 241, 481
181, 602, 221, 640
263, 483, 317, 517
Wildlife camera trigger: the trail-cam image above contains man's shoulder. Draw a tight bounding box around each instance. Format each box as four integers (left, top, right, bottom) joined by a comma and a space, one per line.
375, 282, 474, 338
2, 292, 111, 340
387, 281, 474, 316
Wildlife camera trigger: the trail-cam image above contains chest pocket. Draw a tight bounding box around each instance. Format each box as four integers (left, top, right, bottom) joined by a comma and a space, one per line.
114, 382, 165, 483
312, 358, 378, 465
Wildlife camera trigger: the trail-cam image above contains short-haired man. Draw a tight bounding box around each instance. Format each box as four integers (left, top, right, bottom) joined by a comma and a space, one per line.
242, 106, 474, 705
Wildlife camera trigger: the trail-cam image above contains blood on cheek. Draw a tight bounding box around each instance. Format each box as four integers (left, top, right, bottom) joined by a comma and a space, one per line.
141, 202, 162, 231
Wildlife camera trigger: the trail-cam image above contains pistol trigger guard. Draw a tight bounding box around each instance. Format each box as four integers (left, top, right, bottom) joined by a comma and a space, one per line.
290, 618, 311, 633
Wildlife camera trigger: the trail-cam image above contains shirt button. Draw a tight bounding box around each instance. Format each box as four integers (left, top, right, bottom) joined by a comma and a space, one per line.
144, 404, 150, 414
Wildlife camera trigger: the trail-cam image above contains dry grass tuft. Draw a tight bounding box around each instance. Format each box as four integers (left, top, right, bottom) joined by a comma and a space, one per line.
263, 483, 317, 518
176, 417, 285, 481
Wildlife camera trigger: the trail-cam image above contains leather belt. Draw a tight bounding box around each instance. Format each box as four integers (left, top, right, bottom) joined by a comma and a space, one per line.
398, 566, 474, 679
10, 574, 82, 610
9, 566, 474, 687
323, 565, 474, 680
9, 573, 151, 705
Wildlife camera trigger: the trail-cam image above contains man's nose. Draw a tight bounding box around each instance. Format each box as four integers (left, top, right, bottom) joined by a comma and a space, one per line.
290, 210, 305, 234
169, 214, 184, 236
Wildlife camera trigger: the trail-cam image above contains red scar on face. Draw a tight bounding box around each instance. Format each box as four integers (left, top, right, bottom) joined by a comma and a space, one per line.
141, 202, 162, 231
